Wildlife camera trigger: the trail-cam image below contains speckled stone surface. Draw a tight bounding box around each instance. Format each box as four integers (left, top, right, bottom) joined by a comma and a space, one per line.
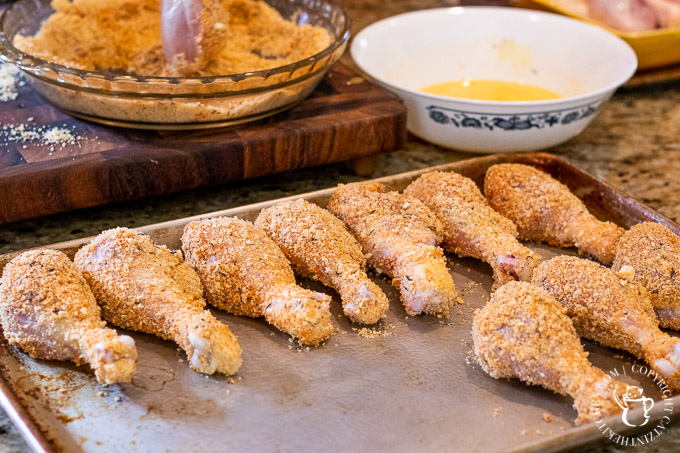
1, 0, 680, 452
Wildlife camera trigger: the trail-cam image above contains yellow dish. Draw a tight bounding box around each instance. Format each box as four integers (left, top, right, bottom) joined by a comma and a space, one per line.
526, 0, 680, 70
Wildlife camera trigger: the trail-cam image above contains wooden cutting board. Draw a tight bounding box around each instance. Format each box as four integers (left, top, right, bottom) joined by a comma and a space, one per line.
0, 63, 406, 225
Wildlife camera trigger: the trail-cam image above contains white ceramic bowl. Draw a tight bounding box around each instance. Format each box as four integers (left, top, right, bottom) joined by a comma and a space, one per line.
351, 7, 637, 153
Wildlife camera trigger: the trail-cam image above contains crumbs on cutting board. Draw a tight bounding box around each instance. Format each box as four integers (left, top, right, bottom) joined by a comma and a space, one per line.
1, 122, 87, 156
0, 63, 95, 157
0, 63, 23, 102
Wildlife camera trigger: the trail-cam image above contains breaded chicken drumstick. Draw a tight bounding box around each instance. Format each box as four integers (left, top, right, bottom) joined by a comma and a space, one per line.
485, 164, 624, 264
473, 281, 628, 425
532, 256, 680, 390
327, 182, 457, 317
181, 217, 335, 346
255, 199, 389, 324
405, 171, 541, 288
614, 222, 680, 330
0, 249, 137, 384
74, 228, 242, 376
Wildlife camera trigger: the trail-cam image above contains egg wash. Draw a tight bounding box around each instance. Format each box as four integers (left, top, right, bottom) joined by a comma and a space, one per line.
421, 80, 562, 102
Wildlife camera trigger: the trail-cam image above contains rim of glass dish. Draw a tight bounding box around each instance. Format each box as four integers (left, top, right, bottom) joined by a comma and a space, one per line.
0, 0, 351, 86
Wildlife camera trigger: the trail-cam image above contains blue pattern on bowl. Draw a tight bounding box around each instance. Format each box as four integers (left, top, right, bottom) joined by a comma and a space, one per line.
427, 100, 605, 131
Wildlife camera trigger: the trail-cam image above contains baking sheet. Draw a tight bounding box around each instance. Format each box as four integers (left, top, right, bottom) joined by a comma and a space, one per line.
0, 152, 679, 453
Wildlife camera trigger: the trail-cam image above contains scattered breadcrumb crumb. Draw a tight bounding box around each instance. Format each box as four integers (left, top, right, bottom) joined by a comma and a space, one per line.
357, 324, 396, 338
521, 429, 528, 435
493, 408, 501, 418
542, 412, 552, 423
114, 396, 122, 402
43, 127, 74, 144
1, 123, 84, 152
616, 264, 636, 282
460, 280, 481, 296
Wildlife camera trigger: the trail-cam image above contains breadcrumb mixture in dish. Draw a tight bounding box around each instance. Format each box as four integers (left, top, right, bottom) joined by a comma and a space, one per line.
13, 0, 333, 77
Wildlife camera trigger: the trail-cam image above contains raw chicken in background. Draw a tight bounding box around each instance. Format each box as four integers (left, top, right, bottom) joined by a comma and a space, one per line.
645, 0, 680, 28
586, 0, 658, 31
554, 0, 680, 31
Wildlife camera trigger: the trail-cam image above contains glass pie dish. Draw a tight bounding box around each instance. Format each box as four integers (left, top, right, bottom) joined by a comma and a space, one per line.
0, 0, 350, 129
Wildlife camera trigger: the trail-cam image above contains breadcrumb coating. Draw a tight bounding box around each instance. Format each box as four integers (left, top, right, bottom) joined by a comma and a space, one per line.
0, 249, 137, 384
74, 227, 242, 376
326, 182, 457, 317
181, 217, 335, 346
532, 256, 680, 390
405, 171, 541, 289
484, 164, 624, 264
473, 281, 626, 425
614, 222, 680, 330
255, 199, 389, 324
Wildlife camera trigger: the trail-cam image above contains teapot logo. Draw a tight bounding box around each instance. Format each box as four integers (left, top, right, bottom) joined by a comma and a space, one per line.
592, 364, 674, 447
613, 385, 654, 427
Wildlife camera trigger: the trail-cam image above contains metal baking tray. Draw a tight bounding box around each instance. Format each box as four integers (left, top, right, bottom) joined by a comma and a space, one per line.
1, 153, 678, 453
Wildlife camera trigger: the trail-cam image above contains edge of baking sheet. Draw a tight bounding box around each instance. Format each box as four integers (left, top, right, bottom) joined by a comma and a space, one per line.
0, 375, 56, 453
1, 152, 679, 453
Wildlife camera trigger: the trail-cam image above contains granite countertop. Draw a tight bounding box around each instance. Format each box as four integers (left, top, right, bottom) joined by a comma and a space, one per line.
2, 0, 680, 452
